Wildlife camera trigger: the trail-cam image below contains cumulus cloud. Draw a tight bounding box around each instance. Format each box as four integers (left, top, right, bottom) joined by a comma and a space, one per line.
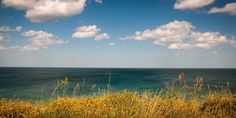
2, 0, 86, 22
190, 32, 227, 49
209, 3, 236, 16
72, 25, 110, 41
122, 20, 234, 50
174, 0, 215, 10
122, 20, 193, 45
95, 33, 110, 40
21, 30, 67, 51
72, 25, 100, 39
95, 0, 102, 4
168, 32, 228, 49
168, 43, 192, 50
0, 26, 22, 32
1, 0, 32, 10
122, 20, 194, 45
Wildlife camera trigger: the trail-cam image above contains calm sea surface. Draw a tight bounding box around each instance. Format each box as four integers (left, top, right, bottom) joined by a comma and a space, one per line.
0, 68, 236, 100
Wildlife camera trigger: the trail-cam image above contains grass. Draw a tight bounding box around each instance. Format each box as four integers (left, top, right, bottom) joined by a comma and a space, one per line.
0, 73, 236, 118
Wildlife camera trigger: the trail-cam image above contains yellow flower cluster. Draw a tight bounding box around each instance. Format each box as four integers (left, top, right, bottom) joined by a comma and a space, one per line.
0, 98, 39, 118
0, 92, 235, 118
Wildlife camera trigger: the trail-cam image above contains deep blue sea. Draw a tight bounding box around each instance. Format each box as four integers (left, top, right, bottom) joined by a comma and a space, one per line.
0, 68, 236, 100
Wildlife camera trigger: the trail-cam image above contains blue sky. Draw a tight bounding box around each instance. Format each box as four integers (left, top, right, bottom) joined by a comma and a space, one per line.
0, 0, 236, 68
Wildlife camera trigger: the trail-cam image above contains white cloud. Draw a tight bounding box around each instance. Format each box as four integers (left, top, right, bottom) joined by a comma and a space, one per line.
122, 20, 194, 45
95, 0, 102, 4
122, 20, 234, 50
122, 20, 193, 45
121, 31, 147, 41
0, 26, 22, 32
1, 0, 32, 10
168, 32, 228, 50
168, 43, 193, 49
21, 30, 67, 51
2, 0, 86, 22
209, 3, 236, 16
190, 32, 227, 49
73, 25, 110, 41
72, 25, 100, 39
108, 42, 116, 46
174, 0, 215, 10
95, 33, 110, 40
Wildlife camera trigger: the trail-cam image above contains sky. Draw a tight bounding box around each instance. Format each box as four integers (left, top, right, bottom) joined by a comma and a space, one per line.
0, 0, 236, 68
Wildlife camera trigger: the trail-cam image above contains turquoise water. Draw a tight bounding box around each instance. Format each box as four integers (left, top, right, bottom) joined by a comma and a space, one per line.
0, 68, 236, 100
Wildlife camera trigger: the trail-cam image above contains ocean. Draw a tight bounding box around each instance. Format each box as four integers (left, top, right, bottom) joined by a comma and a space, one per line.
0, 67, 236, 100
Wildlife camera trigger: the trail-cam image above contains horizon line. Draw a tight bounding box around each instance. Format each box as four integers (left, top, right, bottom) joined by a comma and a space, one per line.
0, 66, 236, 69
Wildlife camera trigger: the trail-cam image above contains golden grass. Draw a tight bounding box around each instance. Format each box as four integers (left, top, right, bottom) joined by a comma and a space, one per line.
0, 91, 235, 118
1, 73, 235, 118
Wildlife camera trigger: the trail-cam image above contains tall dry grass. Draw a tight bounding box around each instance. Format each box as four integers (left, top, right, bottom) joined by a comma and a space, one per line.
0, 91, 235, 118
0, 72, 235, 118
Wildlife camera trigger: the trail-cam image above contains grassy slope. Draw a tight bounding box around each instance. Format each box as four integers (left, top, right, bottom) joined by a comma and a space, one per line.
0, 91, 235, 118
0, 74, 236, 118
